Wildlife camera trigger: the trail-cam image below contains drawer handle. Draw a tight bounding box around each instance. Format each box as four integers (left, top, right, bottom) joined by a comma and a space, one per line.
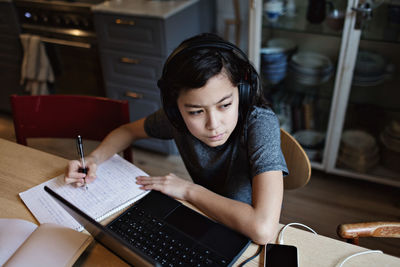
120, 57, 140, 64
115, 19, 135, 26
125, 91, 143, 99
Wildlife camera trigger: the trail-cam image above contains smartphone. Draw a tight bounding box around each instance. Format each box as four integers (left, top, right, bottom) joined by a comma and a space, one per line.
264, 243, 298, 267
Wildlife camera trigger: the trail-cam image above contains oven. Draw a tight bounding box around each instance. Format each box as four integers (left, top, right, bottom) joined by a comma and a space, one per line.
14, 0, 105, 96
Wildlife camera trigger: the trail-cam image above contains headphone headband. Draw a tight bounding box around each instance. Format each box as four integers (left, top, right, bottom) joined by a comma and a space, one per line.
163, 38, 249, 73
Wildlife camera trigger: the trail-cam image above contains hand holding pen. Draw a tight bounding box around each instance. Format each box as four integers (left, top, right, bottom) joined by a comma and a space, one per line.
76, 135, 88, 190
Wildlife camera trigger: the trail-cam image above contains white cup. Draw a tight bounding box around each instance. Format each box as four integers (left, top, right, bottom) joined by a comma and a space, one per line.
264, 0, 284, 22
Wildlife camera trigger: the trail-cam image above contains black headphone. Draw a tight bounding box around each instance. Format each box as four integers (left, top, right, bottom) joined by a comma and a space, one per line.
157, 34, 258, 130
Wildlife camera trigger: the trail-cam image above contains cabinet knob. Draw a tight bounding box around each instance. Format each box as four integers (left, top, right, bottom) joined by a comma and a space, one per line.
115, 19, 135, 26
125, 91, 143, 99
120, 57, 140, 64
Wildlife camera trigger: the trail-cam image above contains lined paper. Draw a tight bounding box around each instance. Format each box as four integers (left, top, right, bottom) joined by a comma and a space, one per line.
19, 154, 150, 231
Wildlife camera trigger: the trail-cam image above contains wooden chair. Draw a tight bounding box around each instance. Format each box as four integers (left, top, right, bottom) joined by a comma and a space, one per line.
10, 94, 132, 162
280, 128, 312, 190
337, 222, 400, 245
224, 0, 241, 46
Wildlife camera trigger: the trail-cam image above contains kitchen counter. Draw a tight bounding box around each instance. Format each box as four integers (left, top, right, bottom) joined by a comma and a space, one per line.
92, 0, 199, 18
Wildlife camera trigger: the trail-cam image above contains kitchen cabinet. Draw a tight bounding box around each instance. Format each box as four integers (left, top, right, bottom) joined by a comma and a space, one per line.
93, 0, 215, 154
249, 0, 400, 187
0, 0, 24, 112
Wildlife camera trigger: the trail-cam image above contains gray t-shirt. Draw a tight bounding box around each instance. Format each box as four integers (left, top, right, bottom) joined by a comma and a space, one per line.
144, 106, 288, 205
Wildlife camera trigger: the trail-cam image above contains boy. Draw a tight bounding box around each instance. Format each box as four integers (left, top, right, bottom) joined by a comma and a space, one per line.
65, 33, 288, 244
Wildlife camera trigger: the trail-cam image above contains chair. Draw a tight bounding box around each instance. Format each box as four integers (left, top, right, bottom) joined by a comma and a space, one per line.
280, 128, 312, 190
10, 94, 132, 162
224, 0, 241, 46
337, 222, 400, 245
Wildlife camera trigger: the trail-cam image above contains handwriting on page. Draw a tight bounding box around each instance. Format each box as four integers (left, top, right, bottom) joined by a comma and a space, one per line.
50, 155, 148, 218
19, 154, 149, 231
19, 182, 83, 231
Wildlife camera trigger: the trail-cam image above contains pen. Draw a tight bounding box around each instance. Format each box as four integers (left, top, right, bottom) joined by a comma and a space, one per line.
76, 135, 88, 190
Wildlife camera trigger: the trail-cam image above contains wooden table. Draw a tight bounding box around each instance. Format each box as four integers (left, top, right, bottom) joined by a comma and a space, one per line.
1, 138, 399, 266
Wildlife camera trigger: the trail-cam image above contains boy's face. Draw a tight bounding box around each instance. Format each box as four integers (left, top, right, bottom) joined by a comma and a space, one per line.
177, 72, 239, 147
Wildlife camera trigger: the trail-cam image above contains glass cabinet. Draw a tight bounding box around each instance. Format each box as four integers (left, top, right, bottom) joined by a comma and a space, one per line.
249, 0, 400, 187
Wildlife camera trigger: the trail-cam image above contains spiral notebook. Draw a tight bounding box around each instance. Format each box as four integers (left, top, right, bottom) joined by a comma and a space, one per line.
19, 154, 150, 231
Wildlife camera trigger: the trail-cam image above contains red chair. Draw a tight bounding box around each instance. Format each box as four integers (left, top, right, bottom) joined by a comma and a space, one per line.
10, 94, 132, 162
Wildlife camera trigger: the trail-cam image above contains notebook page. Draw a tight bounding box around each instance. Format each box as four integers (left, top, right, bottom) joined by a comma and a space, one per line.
19, 154, 150, 231
0, 219, 37, 265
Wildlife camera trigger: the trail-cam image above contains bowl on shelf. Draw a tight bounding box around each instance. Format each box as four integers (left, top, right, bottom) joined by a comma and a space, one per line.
260, 47, 288, 84
288, 51, 334, 86
266, 38, 297, 55
338, 129, 380, 173
353, 51, 386, 76
293, 130, 325, 161
380, 121, 400, 153
260, 47, 286, 63
341, 129, 377, 154
261, 68, 287, 84
325, 9, 345, 31
292, 130, 325, 149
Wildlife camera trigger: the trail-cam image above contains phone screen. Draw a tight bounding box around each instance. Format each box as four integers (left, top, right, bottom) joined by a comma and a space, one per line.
264, 243, 298, 267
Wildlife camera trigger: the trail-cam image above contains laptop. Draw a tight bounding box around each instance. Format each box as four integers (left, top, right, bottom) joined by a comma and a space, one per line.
44, 186, 251, 266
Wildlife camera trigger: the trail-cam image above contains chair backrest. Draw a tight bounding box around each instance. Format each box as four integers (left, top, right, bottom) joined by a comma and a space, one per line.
337, 221, 400, 245
280, 128, 311, 190
10, 94, 132, 162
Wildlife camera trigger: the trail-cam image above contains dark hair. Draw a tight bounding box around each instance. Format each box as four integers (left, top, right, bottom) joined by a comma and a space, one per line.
157, 33, 266, 131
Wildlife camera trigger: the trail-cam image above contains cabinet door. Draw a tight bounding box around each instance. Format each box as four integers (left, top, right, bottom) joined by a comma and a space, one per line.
94, 13, 165, 57
107, 82, 178, 155
100, 49, 163, 93
326, 0, 400, 187
0, 2, 23, 112
250, 0, 400, 187
249, 0, 350, 169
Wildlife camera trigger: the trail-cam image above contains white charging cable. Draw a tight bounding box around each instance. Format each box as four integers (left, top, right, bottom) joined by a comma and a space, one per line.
277, 223, 384, 267
278, 222, 318, 244
337, 250, 383, 267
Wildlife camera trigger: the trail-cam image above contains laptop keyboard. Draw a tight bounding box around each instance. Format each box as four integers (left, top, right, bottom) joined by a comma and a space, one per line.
107, 206, 230, 266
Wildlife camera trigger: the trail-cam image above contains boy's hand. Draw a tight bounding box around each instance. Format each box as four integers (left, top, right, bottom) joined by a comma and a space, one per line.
64, 157, 97, 187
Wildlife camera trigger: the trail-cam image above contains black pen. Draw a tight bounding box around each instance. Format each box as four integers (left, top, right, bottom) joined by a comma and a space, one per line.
76, 135, 88, 190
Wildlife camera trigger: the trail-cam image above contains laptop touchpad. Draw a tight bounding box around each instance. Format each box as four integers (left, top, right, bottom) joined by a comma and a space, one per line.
165, 205, 248, 259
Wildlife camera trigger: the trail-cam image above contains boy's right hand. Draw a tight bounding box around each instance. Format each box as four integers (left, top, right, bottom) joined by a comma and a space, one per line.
64, 157, 97, 187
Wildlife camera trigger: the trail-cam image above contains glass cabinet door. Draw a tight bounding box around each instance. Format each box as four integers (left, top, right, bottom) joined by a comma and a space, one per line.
249, 0, 399, 187
331, 0, 400, 186
250, 0, 350, 169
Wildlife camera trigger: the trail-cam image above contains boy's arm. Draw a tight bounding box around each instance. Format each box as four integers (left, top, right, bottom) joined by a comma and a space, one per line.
186, 170, 283, 244
89, 117, 149, 164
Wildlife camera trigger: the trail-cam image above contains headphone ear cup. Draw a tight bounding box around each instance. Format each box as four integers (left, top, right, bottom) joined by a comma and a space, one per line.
239, 82, 251, 112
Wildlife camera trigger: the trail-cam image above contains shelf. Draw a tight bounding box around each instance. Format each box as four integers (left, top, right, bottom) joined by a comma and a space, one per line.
262, 2, 400, 44
330, 165, 400, 188
349, 85, 400, 111
262, 12, 343, 38
360, 3, 400, 44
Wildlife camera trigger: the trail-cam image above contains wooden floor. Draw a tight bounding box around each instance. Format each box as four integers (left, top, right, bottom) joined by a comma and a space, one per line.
1, 112, 399, 258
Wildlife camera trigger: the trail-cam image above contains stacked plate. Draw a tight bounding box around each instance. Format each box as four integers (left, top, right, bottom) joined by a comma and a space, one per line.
293, 130, 325, 161
288, 52, 334, 86
352, 51, 387, 87
380, 120, 400, 172
266, 38, 297, 55
260, 47, 288, 84
260, 38, 297, 85
337, 130, 379, 173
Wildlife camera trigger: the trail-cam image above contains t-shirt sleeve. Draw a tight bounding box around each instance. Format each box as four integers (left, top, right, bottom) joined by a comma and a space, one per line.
144, 109, 175, 140
247, 107, 289, 177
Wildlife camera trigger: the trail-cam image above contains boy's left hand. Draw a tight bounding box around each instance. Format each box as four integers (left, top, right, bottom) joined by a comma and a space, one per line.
136, 173, 193, 201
